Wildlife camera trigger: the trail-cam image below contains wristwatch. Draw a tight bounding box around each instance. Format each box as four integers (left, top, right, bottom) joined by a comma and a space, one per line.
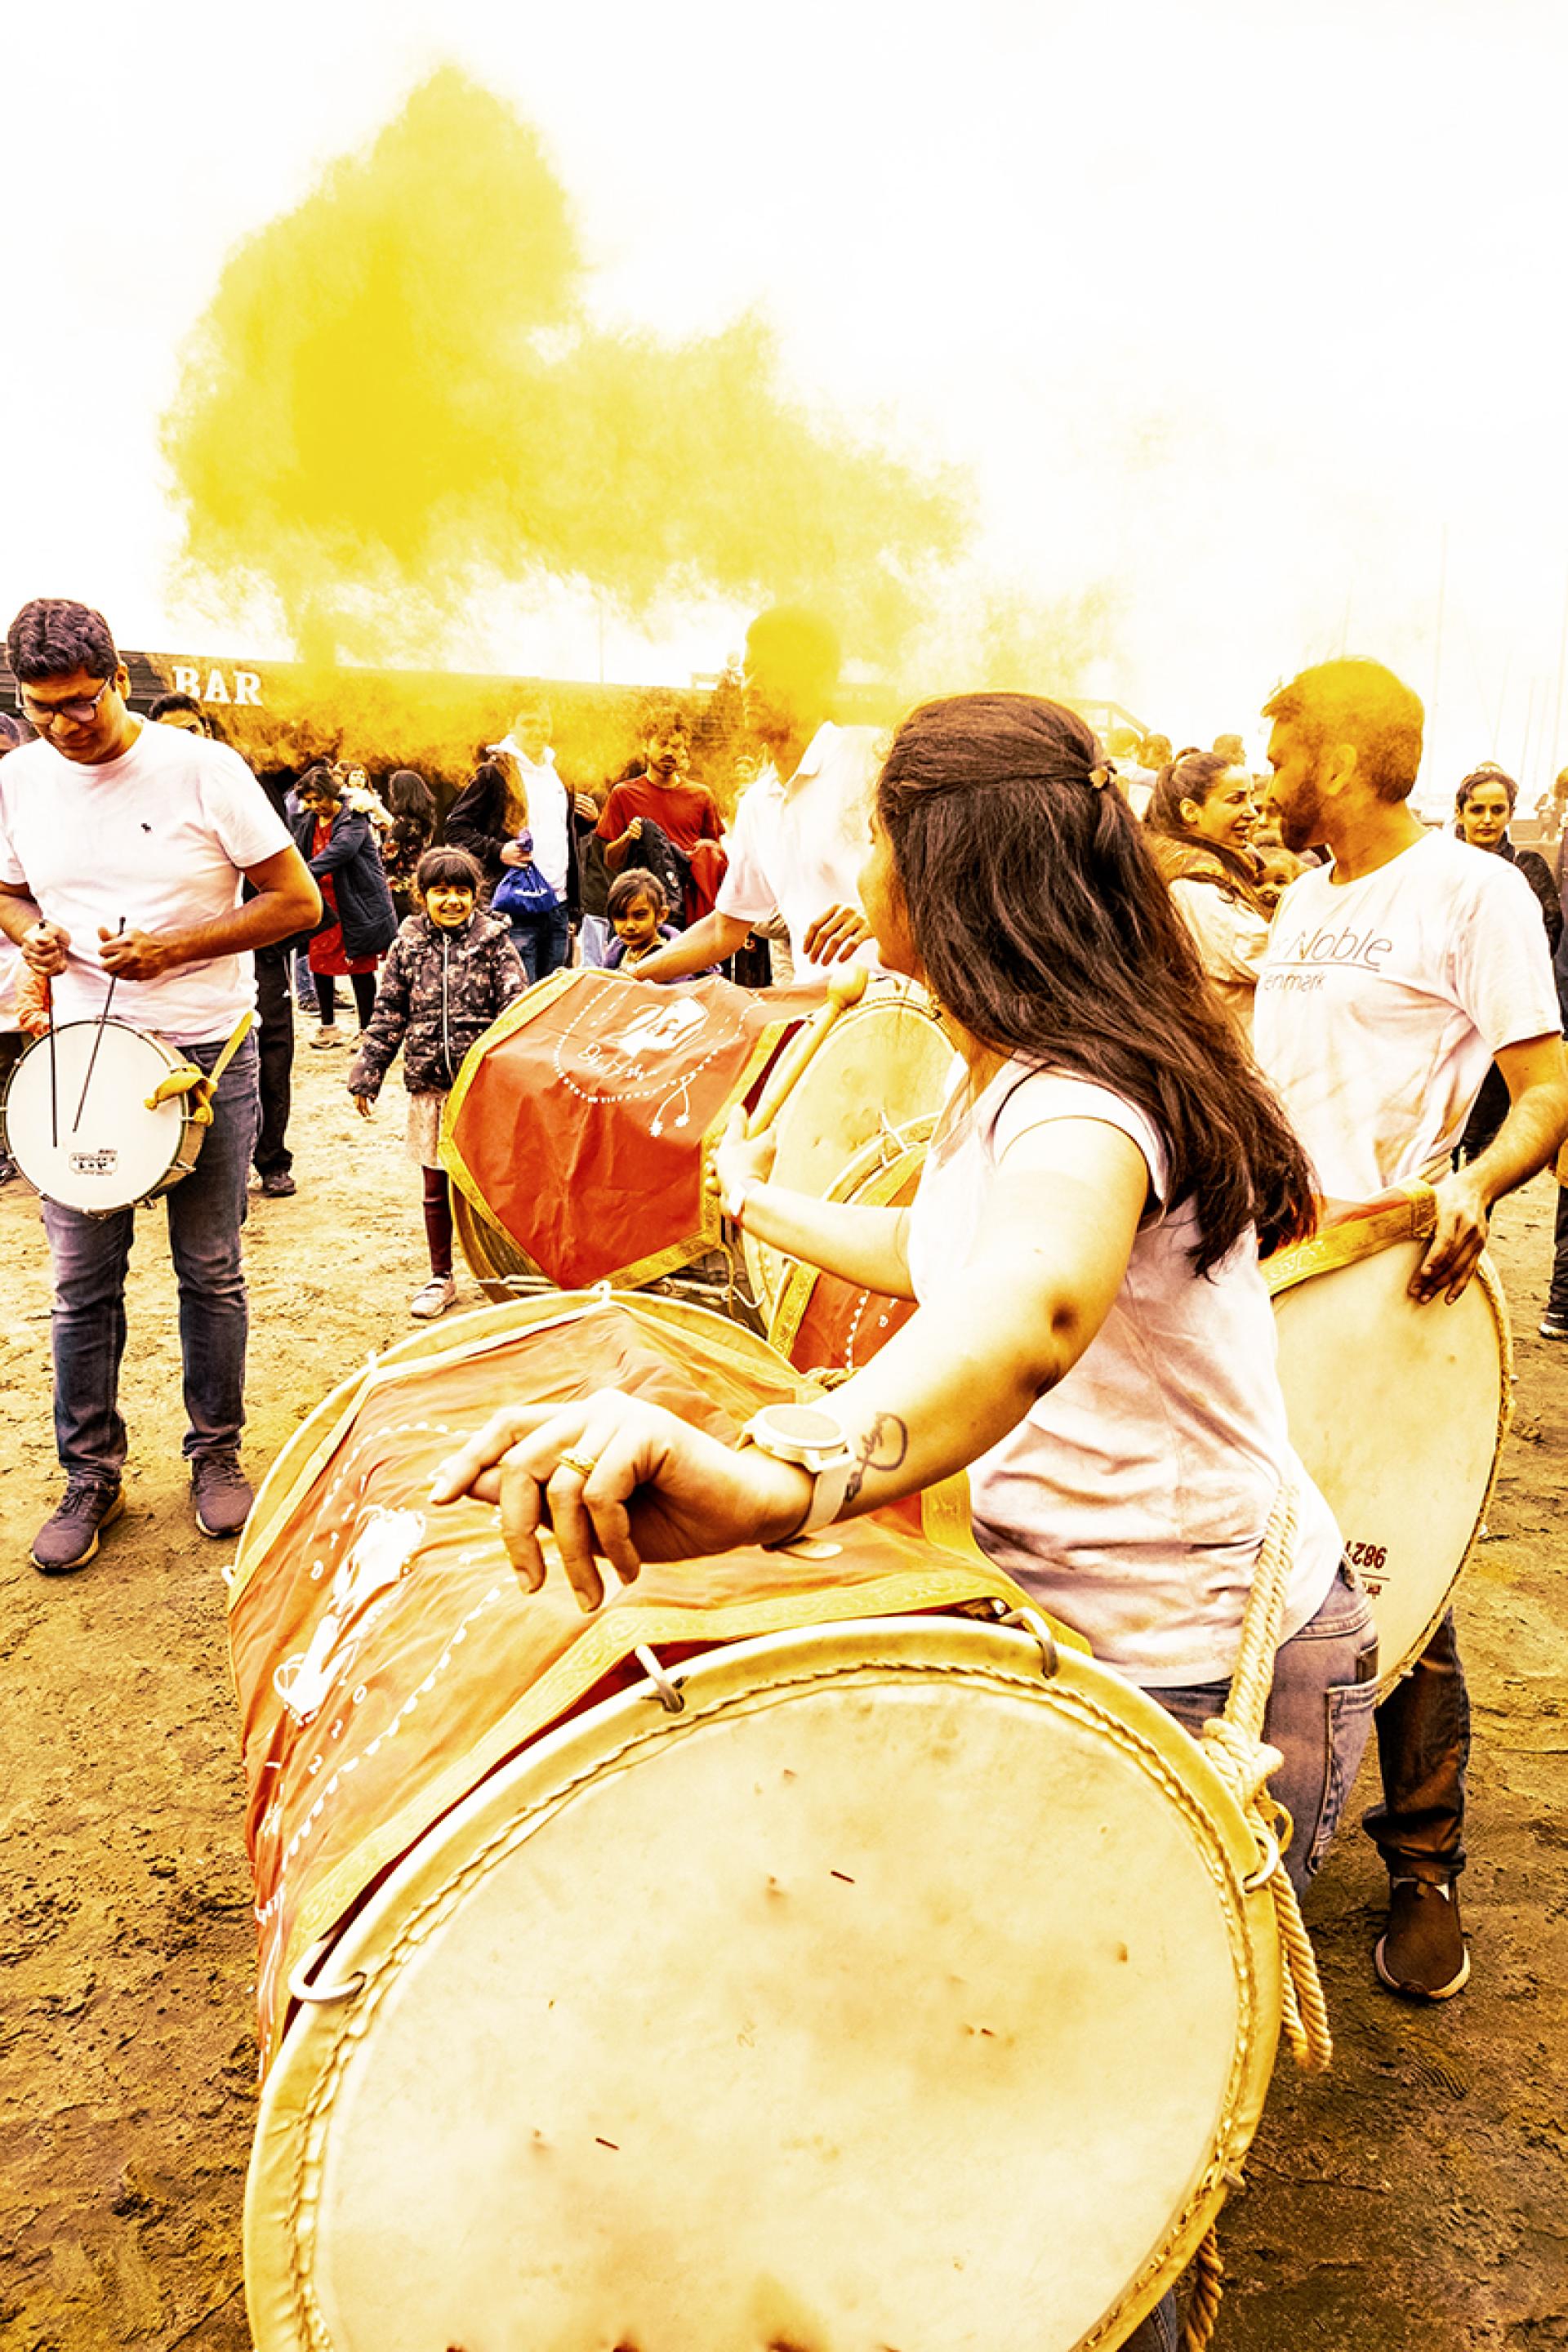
738, 1402, 858, 1544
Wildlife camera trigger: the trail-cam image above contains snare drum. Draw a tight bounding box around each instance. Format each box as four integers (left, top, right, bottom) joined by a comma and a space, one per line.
234, 1291, 1282, 2352
0, 1018, 206, 1213
744, 978, 956, 1320
1267, 1189, 1511, 1690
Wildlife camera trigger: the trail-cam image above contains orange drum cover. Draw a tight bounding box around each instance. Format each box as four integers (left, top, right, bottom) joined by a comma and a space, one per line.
228, 1291, 1019, 2073
440, 969, 817, 1288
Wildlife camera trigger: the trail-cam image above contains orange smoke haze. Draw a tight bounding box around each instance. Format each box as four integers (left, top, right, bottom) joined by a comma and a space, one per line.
161, 66, 971, 684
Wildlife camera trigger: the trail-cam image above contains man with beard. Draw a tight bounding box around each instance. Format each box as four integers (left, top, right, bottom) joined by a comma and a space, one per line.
1253, 657, 1568, 2000
596, 706, 724, 928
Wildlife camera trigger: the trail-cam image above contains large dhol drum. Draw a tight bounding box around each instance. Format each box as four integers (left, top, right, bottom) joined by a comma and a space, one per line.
0, 1018, 205, 1211
234, 1291, 1283, 2352
767, 1118, 933, 1377
1266, 1187, 1511, 1690
440, 968, 820, 1290
742, 978, 955, 1320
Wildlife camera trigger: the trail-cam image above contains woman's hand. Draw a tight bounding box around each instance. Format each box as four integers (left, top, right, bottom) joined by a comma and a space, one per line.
708, 1106, 777, 1208
430, 1390, 811, 1610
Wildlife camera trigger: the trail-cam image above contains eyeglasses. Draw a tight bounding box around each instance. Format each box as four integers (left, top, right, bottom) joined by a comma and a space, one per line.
15, 674, 119, 730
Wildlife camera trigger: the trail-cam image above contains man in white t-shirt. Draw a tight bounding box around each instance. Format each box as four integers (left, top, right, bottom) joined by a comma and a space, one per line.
630, 607, 878, 990
0, 599, 321, 1573
1254, 657, 1568, 2000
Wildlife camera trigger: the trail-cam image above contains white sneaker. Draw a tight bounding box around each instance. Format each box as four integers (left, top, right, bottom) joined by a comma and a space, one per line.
410, 1276, 457, 1320
310, 1026, 345, 1050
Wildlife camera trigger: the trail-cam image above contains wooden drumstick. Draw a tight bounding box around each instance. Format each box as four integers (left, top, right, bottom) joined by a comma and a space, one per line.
744, 963, 869, 1141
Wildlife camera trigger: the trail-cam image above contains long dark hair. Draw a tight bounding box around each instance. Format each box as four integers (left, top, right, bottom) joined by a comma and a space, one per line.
1145, 751, 1268, 906
877, 695, 1315, 1272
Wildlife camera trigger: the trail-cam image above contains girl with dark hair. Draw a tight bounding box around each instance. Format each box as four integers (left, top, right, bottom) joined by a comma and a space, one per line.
381, 768, 439, 921
293, 768, 400, 1048
435, 693, 1374, 1914
347, 847, 525, 1318
1144, 751, 1272, 1027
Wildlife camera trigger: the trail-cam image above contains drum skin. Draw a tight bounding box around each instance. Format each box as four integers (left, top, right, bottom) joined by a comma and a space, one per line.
234, 1294, 1280, 2352
742, 984, 955, 1321
1270, 1234, 1508, 1690
1, 1018, 203, 1211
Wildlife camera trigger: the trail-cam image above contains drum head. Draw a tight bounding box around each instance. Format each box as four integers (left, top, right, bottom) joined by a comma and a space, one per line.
246, 1618, 1279, 2352
745, 988, 955, 1317
1273, 1240, 1507, 1687
2, 1022, 186, 1210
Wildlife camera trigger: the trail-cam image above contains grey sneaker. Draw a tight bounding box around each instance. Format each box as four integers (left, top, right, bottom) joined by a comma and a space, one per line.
309, 1027, 345, 1050
191, 1452, 254, 1539
31, 1481, 125, 1574
1539, 1311, 1568, 1341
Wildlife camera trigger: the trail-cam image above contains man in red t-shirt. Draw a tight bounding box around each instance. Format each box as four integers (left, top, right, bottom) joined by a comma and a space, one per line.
598, 710, 724, 872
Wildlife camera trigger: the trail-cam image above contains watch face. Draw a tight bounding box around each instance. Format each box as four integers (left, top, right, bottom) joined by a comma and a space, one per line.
757, 1404, 844, 1449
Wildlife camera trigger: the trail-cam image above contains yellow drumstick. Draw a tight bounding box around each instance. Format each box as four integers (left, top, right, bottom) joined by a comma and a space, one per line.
743, 963, 869, 1141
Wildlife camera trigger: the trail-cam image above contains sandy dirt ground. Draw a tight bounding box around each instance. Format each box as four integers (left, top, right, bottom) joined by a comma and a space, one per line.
1, 1025, 1565, 2350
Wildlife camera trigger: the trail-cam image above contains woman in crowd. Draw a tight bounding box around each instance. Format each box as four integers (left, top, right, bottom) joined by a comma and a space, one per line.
292, 767, 399, 1049
436, 692, 1372, 1891
381, 768, 439, 922
1452, 764, 1564, 1163
1143, 750, 1273, 1027
347, 846, 524, 1318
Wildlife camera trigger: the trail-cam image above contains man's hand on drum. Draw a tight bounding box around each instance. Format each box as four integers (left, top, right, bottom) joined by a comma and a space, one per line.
20, 919, 69, 978
1413, 1169, 1490, 1304
708, 1106, 777, 1205
99, 925, 172, 982
430, 1392, 813, 1612
801, 903, 871, 965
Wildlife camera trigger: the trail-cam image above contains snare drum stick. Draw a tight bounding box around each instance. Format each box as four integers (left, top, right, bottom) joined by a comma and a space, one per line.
743, 963, 869, 1140
46, 984, 59, 1149
73, 918, 125, 1134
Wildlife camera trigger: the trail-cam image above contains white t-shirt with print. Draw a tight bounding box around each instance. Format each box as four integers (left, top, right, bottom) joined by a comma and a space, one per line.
0, 719, 291, 1042
1253, 832, 1562, 1199
717, 721, 880, 983
905, 1062, 1343, 1687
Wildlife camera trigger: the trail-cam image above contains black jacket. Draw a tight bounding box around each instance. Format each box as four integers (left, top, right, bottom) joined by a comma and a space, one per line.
293, 805, 399, 961
347, 911, 526, 1097
443, 760, 582, 920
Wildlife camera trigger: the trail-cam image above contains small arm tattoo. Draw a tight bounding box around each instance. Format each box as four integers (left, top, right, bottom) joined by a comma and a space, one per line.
843, 1411, 909, 1508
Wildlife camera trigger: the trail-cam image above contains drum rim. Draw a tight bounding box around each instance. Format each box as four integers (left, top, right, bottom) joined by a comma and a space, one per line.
243, 1612, 1282, 2352
2, 1018, 200, 1207
742, 988, 951, 1321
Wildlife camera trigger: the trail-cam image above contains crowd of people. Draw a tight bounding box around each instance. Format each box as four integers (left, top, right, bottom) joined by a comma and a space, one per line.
3, 598, 1568, 2113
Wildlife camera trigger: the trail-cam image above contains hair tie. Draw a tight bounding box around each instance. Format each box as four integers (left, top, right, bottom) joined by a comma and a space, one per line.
1088, 764, 1111, 791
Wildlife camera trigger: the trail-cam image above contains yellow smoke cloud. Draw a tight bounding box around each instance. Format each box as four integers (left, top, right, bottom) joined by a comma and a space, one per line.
162, 65, 968, 675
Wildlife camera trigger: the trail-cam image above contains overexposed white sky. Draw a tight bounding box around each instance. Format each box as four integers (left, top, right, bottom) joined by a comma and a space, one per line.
6, 0, 1568, 805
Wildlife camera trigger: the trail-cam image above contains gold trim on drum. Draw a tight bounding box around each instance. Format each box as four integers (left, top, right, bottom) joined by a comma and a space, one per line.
245, 1619, 1280, 2352
1264, 1180, 1437, 1298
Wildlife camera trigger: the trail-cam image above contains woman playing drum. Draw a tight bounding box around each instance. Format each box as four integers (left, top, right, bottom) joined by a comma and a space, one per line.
434, 693, 1377, 1900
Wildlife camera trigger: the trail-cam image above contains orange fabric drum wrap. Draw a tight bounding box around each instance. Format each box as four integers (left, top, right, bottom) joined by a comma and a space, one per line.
229, 1298, 1023, 2074
440, 969, 817, 1287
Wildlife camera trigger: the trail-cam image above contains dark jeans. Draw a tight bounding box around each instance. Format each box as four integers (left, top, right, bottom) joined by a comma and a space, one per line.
253, 954, 295, 1177
508, 905, 571, 985
40, 1035, 260, 1484
1364, 1607, 1470, 1882
1547, 1179, 1568, 1321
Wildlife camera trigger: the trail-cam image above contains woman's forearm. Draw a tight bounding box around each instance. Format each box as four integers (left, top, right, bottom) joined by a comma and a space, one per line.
737, 1187, 914, 1298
